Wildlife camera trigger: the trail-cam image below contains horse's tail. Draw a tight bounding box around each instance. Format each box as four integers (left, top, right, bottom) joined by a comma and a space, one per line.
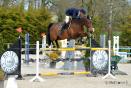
46, 23, 54, 47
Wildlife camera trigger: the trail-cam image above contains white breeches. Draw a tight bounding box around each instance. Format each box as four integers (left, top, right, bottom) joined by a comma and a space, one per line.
65, 16, 70, 23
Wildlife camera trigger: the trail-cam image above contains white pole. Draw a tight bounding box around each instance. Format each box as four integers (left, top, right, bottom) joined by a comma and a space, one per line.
36, 41, 40, 77
108, 40, 111, 74
103, 40, 116, 79
30, 41, 45, 82
61, 39, 67, 58
42, 35, 46, 48
113, 36, 119, 55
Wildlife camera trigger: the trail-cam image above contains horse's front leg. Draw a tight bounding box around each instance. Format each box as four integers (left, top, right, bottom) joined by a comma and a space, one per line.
51, 41, 55, 48
55, 40, 60, 48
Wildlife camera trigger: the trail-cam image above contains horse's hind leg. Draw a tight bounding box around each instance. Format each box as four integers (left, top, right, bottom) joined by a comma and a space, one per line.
55, 40, 60, 48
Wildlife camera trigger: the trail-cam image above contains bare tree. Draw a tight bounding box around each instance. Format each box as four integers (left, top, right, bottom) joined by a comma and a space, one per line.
0, 0, 19, 7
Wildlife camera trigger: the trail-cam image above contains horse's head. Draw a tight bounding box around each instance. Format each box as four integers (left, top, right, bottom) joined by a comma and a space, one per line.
81, 16, 94, 33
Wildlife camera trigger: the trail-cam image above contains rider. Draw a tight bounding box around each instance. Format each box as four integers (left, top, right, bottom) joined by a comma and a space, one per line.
60, 8, 87, 34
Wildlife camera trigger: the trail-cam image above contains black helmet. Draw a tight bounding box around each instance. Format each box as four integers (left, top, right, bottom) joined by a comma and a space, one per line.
80, 9, 86, 14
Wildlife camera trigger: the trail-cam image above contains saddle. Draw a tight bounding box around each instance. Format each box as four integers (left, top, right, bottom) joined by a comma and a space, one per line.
62, 22, 69, 30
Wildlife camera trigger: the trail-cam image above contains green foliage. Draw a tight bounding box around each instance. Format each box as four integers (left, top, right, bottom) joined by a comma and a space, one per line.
0, 5, 51, 52
0, 34, 5, 54
120, 15, 131, 46
23, 8, 51, 43
92, 16, 107, 41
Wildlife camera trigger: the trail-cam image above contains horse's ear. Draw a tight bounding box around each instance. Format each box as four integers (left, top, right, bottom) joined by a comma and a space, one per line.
87, 15, 91, 20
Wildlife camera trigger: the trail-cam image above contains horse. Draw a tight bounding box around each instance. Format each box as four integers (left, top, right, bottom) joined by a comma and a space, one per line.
46, 16, 94, 48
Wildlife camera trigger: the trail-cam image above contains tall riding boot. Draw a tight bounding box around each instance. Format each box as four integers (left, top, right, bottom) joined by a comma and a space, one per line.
61, 23, 67, 32
60, 22, 67, 35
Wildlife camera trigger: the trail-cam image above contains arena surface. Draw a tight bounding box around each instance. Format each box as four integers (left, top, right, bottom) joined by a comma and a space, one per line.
3, 63, 131, 88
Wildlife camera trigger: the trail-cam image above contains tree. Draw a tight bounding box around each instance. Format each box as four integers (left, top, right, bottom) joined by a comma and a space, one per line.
120, 15, 131, 46
0, 0, 19, 7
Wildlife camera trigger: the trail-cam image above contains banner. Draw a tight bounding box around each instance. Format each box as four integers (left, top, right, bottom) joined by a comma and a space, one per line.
0, 36, 22, 78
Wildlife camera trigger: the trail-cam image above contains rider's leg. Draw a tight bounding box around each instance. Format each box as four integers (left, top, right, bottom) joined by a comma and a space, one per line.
65, 15, 70, 23
61, 16, 70, 33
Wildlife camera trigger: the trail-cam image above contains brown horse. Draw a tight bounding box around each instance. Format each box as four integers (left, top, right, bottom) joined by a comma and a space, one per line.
46, 17, 94, 48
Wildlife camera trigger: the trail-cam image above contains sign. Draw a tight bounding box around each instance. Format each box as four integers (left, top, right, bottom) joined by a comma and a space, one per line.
92, 50, 108, 70
0, 51, 19, 74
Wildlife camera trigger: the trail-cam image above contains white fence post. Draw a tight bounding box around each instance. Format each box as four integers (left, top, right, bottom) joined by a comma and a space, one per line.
113, 36, 119, 55
103, 40, 116, 79
42, 35, 46, 48
61, 39, 67, 59
30, 41, 44, 82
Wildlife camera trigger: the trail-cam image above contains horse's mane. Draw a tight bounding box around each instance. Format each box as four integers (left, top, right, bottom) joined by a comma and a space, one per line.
70, 17, 87, 26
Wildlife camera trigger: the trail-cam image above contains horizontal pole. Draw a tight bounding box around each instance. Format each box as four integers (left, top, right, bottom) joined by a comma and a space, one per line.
91, 48, 108, 50
119, 48, 131, 50
127, 53, 131, 55
40, 71, 91, 76
40, 47, 108, 51
40, 48, 74, 51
